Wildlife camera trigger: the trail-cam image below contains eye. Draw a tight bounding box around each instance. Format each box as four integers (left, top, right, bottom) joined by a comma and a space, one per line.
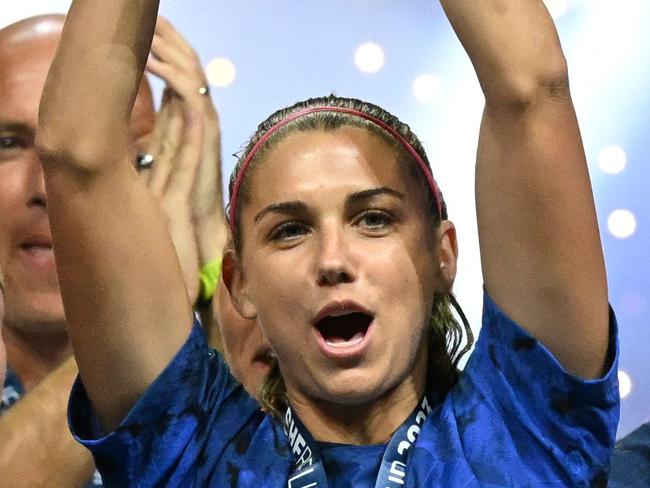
0, 136, 22, 150
355, 210, 393, 232
269, 221, 309, 243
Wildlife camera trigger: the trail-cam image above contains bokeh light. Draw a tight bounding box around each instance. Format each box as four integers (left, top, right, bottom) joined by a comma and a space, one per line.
354, 42, 385, 74
608, 209, 637, 239
412, 74, 443, 104
206, 57, 237, 88
619, 371, 633, 399
598, 145, 627, 174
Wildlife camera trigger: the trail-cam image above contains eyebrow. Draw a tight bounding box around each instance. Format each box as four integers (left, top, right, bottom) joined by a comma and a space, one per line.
253, 187, 405, 224
347, 187, 405, 206
0, 122, 33, 135
254, 201, 308, 223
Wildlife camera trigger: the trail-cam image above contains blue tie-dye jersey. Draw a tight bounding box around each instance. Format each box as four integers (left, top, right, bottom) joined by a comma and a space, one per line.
69, 294, 619, 487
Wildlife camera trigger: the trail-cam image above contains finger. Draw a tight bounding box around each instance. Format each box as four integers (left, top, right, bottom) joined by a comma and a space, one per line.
166, 106, 204, 199
136, 89, 170, 185
155, 17, 195, 58
148, 95, 184, 197
192, 117, 222, 218
151, 33, 202, 79
139, 88, 171, 186
147, 58, 210, 112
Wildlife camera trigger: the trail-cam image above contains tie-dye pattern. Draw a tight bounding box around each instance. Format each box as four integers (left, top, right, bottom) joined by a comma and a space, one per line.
69, 294, 619, 487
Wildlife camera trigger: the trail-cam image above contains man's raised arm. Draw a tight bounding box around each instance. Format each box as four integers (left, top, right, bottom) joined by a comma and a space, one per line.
439, 0, 609, 378
36, 0, 193, 430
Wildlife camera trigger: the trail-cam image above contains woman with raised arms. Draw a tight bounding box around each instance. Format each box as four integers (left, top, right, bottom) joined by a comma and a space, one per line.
37, 0, 619, 486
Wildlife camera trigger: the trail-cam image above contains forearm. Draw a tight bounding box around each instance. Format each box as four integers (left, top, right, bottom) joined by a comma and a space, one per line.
0, 357, 95, 486
439, 0, 568, 103
38, 0, 159, 168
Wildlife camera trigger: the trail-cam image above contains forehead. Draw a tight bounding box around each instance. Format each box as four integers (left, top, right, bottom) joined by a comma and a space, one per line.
0, 38, 55, 128
0, 33, 154, 139
247, 127, 409, 203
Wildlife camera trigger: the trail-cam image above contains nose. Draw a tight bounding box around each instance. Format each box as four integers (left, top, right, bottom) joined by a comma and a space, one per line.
25, 155, 47, 209
316, 223, 356, 287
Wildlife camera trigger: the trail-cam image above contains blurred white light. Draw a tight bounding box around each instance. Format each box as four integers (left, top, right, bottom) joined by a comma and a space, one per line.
619, 370, 633, 399
354, 43, 385, 74
608, 209, 637, 239
206, 57, 236, 88
412, 74, 443, 104
544, 0, 568, 19
598, 145, 627, 174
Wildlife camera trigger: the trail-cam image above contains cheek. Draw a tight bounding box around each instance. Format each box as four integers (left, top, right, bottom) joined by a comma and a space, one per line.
246, 249, 309, 311
216, 293, 248, 355
370, 236, 437, 319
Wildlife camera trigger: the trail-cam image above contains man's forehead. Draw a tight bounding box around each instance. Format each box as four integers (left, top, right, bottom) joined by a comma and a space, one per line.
0, 14, 154, 139
0, 42, 54, 127
0, 15, 62, 96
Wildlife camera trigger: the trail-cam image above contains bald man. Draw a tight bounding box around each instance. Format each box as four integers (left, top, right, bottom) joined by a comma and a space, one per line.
0, 13, 155, 386
0, 14, 155, 487
0, 13, 227, 487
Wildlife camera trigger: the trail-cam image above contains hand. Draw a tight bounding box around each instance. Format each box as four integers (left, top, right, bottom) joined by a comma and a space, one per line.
147, 18, 228, 269
142, 17, 230, 304
142, 91, 203, 303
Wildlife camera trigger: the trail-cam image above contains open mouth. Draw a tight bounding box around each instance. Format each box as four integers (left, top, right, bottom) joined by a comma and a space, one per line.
21, 243, 53, 251
315, 311, 374, 347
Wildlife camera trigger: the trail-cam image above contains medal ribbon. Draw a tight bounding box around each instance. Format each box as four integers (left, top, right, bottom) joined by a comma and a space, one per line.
284, 395, 433, 488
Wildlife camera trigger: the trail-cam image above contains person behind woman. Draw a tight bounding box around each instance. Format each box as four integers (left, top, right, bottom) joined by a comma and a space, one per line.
37, 0, 619, 486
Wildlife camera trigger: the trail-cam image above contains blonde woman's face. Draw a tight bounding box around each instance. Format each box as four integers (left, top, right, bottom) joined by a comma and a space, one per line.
232, 127, 445, 408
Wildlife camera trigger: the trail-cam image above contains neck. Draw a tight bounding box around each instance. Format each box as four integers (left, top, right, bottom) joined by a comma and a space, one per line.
288, 347, 429, 445
2, 323, 72, 390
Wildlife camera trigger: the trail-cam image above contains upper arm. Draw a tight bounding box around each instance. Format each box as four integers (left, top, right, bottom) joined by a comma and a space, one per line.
475, 83, 609, 379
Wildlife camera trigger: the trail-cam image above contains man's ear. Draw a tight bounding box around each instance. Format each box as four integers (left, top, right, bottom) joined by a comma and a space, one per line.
435, 220, 459, 294
222, 251, 258, 320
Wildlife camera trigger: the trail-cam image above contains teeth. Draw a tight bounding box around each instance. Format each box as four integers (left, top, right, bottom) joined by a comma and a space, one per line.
327, 310, 357, 318
325, 332, 364, 348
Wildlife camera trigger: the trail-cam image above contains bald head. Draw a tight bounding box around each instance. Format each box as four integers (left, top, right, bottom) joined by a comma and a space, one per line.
0, 14, 64, 45
0, 14, 155, 149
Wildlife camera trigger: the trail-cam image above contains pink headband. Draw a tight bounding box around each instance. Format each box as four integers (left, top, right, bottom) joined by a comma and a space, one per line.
228, 106, 443, 232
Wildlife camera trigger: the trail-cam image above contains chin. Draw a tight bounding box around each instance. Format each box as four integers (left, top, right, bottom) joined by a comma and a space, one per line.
312, 370, 392, 407
5, 299, 67, 336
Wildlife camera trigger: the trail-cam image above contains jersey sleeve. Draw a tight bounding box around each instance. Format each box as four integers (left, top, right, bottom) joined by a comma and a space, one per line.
68, 317, 262, 486
459, 292, 619, 484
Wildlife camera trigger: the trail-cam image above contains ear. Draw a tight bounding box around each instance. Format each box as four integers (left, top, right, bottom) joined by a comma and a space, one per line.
222, 251, 258, 320
434, 220, 458, 294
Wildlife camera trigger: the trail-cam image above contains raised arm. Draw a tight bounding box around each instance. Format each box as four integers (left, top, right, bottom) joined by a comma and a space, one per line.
439, 1, 609, 378
36, 0, 193, 430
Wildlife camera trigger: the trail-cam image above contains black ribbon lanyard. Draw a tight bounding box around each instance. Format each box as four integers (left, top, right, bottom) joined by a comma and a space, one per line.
284, 395, 433, 488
